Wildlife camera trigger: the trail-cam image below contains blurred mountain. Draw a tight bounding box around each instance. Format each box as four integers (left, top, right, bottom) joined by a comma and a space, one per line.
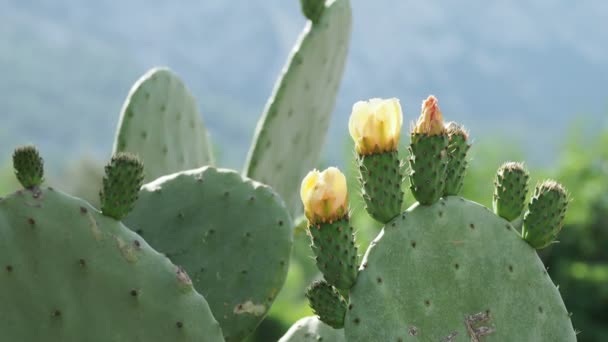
1, 0, 607, 171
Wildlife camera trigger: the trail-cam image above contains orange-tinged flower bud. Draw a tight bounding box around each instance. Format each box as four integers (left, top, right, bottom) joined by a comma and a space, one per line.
348, 98, 403, 155
300, 167, 348, 223
413, 95, 446, 136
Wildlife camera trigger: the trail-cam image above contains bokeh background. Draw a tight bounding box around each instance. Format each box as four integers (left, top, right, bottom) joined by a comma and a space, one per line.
1, 0, 607, 340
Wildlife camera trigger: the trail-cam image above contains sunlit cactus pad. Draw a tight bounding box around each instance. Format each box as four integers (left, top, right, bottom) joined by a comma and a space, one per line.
279, 316, 346, 342
124, 166, 292, 341
245, 0, 351, 214
345, 197, 576, 341
0, 188, 223, 342
113, 67, 214, 182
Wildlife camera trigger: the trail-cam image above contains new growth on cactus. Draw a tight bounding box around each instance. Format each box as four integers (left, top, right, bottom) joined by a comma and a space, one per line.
285, 95, 577, 342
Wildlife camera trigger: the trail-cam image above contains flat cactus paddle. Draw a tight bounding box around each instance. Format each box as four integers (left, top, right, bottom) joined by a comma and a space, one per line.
0, 187, 223, 342
124, 166, 292, 341
244, 0, 352, 215
113, 67, 214, 182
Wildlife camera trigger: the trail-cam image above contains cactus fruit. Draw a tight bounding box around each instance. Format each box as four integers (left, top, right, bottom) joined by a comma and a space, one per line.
305, 280, 347, 329
279, 316, 346, 342
124, 166, 292, 341
408, 95, 449, 205
298, 96, 576, 341
244, 0, 352, 215
12, 145, 44, 189
349, 98, 405, 223
113, 67, 214, 182
0, 150, 223, 341
522, 180, 569, 249
100, 152, 144, 220
493, 161, 529, 221
300, 168, 358, 291
444, 122, 470, 196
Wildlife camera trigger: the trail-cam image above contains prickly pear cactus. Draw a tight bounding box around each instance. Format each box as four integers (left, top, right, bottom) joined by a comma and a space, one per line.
279, 316, 346, 342
113, 67, 214, 182
244, 0, 351, 215
124, 166, 292, 341
298, 96, 576, 341
345, 197, 575, 341
0, 149, 223, 341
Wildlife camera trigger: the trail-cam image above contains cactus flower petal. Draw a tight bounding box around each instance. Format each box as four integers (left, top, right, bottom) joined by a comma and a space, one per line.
300, 167, 348, 223
413, 95, 446, 136
349, 98, 403, 155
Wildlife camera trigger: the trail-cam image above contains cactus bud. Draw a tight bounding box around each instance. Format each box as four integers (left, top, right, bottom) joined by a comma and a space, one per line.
522, 180, 569, 249
100, 153, 144, 220
493, 162, 529, 221
348, 98, 403, 156
444, 122, 470, 196
412, 95, 446, 136
408, 96, 449, 205
300, 167, 348, 224
306, 280, 347, 329
13, 145, 44, 189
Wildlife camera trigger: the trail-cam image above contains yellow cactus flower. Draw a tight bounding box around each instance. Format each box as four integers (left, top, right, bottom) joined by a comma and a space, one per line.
348, 98, 403, 155
300, 167, 348, 223
413, 95, 446, 136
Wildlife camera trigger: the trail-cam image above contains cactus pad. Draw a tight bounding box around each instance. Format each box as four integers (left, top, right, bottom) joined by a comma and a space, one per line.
124, 166, 292, 341
13, 145, 44, 189
0, 187, 223, 342
100, 153, 144, 220
345, 197, 576, 341
244, 0, 351, 214
279, 316, 346, 342
113, 67, 214, 182
306, 280, 347, 329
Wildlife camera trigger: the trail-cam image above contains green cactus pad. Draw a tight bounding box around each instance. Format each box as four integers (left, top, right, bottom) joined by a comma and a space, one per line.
408, 133, 449, 205
279, 316, 346, 342
0, 188, 223, 342
308, 217, 358, 290
124, 166, 292, 341
306, 280, 347, 329
300, 0, 325, 22
444, 123, 470, 196
345, 197, 576, 341
100, 153, 144, 220
357, 151, 404, 223
113, 67, 214, 182
522, 180, 569, 249
13, 145, 44, 189
244, 0, 351, 215
493, 162, 529, 221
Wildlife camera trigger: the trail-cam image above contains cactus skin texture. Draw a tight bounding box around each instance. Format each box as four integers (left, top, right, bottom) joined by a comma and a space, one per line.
113, 67, 214, 182
357, 151, 404, 223
244, 0, 351, 215
124, 166, 292, 341
444, 122, 470, 196
305, 280, 347, 329
279, 316, 346, 342
344, 197, 576, 341
0, 187, 223, 342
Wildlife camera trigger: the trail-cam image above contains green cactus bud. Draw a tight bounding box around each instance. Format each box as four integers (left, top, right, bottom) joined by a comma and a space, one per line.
100, 153, 144, 220
443, 122, 470, 196
408, 96, 449, 205
522, 180, 569, 249
300, 0, 325, 22
493, 162, 529, 221
12, 145, 44, 189
306, 280, 347, 329
356, 151, 404, 223
308, 217, 358, 290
